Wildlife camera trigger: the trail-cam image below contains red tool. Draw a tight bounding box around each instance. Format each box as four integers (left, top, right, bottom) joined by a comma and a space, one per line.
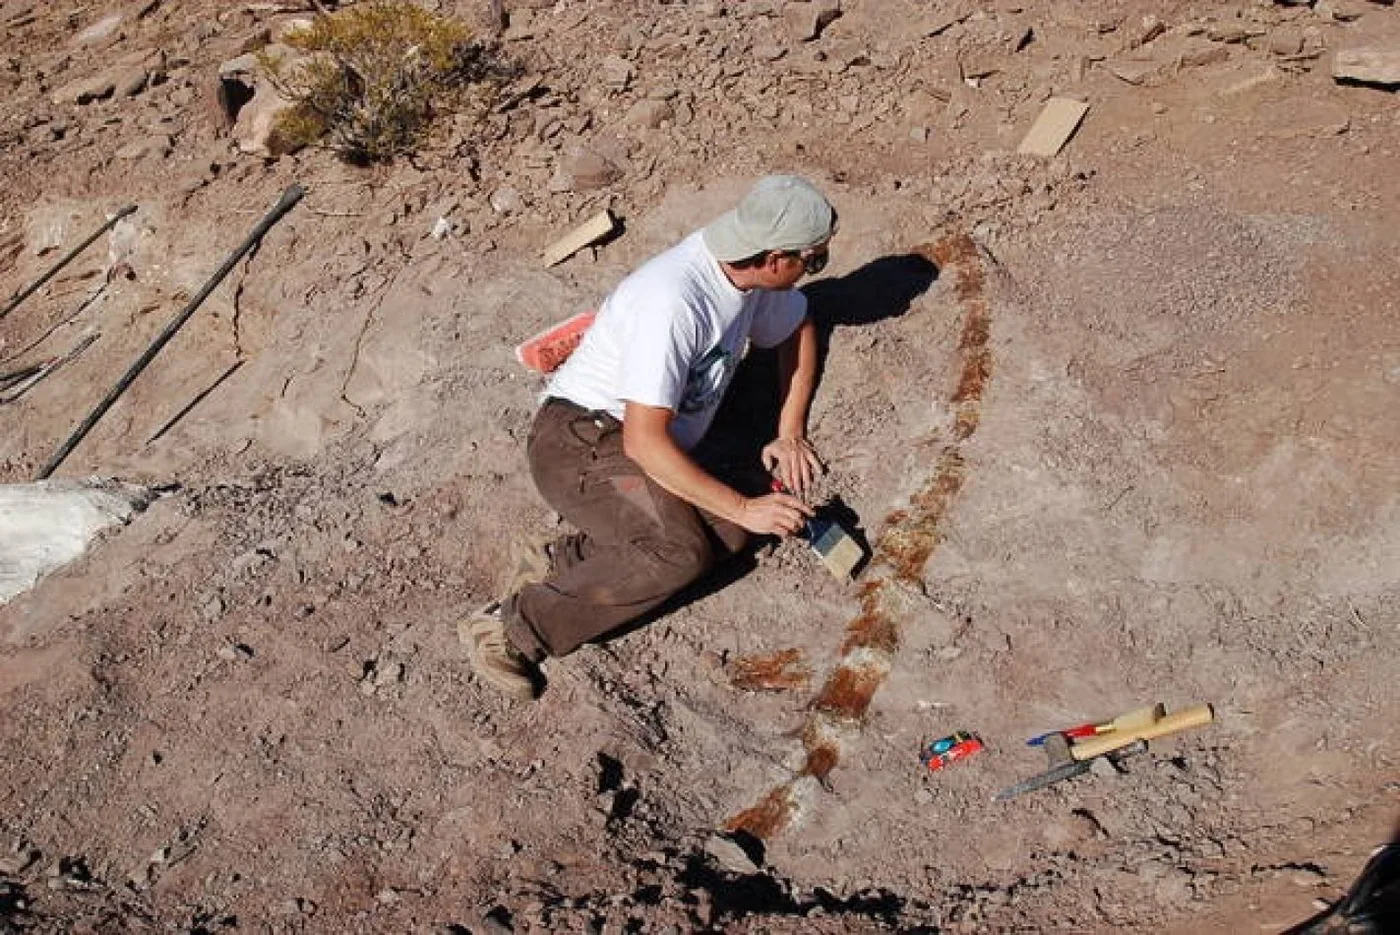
1025, 723, 1102, 747
920, 731, 984, 771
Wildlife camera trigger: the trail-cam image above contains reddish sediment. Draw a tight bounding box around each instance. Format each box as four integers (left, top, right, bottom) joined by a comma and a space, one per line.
723, 230, 993, 840
728, 648, 811, 692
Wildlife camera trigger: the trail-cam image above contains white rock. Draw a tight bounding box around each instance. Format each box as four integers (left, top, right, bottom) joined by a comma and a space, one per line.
51, 73, 117, 106
600, 54, 634, 89
625, 98, 672, 128
703, 835, 759, 874
232, 84, 301, 158
0, 480, 153, 605
219, 53, 260, 80
116, 68, 149, 97
1089, 756, 1118, 779
74, 13, 124, 48
1333, 47, 1400, 87
783, 0, 841, 42
489, 186, 525, 214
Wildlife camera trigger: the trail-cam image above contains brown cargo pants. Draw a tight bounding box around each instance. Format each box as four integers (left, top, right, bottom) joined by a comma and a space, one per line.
502, 397, 749, 661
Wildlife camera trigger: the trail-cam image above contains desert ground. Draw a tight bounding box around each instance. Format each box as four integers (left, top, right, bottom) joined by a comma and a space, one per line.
1, 0, 1397, 931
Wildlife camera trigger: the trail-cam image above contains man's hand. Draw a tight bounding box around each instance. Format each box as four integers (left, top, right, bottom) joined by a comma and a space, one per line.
736, 490, 814, 537
761, 436, 824, 499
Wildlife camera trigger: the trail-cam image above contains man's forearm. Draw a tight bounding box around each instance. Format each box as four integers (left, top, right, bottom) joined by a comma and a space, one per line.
622, 405, 747, 523
776, 317, 819, 438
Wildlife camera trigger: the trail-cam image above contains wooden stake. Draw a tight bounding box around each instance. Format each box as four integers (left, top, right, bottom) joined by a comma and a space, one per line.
542, 210, 617, 268
1017, 97, 1090, 157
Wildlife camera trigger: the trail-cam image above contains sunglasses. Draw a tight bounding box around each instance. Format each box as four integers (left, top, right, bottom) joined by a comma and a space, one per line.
783, 246, 829, 276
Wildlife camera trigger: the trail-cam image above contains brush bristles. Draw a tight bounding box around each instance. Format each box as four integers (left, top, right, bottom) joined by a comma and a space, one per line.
808, 520, 864, 579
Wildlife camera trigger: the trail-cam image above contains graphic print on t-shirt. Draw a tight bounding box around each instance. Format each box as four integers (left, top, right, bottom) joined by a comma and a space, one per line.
679, 343, 736, 414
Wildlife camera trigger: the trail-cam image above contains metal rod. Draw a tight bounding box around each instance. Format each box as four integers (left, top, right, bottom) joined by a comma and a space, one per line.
145, 359, 244, 446
0, 205, 136, 321
36, 184, 305, 480
0, 332, 100, 405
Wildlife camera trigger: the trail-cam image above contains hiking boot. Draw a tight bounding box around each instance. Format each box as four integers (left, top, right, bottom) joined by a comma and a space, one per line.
459, 602, 539, 701
501, 534, 556, 600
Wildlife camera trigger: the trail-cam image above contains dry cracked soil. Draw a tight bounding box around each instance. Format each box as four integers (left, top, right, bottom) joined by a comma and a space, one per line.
1, 0, 1398, 932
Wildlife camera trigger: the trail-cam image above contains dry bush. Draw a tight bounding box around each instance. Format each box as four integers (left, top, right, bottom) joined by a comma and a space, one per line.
260, 1, 500, 164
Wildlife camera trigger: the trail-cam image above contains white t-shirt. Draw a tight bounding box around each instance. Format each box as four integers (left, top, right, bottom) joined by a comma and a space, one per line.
547, 231, 807, 450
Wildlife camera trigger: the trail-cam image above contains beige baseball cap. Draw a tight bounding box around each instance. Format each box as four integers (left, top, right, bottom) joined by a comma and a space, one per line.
702, 175, 835, 262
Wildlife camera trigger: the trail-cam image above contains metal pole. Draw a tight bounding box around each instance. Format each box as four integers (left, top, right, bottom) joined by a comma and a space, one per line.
36, 184, 305, 480
0, 204, 137, 321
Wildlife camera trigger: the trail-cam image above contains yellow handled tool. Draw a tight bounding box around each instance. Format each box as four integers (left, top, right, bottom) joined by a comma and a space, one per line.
1102, 703, 1167, 733
1070, 704, 1214, 761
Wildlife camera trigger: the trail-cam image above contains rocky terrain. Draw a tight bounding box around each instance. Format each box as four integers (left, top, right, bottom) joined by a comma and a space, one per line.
1, 0, 1398, 931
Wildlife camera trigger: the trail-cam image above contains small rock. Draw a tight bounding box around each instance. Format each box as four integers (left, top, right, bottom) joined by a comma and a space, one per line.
489, 185, 525, 214
960, 51, 1002, 79
218, 52, 260, 80
372, 660, 404, 689
74, 13, 124, 48
502, 8, 535, 41
1129, 14, 1165, 48
909, 125, 929, 142
914, 787, 934, 805
600, 54, 634, 90
784, 0, 842, 42
201, 594, 226, 621
1105, 56, 1162, 85
1150, 101, 1168, 114
232, 85, 301, 157
1317, 0, 1368, 21
1269, 31, 1305, 57
549, 147, 621, 192
1089, 756, 1118, 779
1221, 65, 1281, 96
1333, 48, 1400, 87
625, 98, 672, 129
1206, 24, 1253, 44
1291, 867, 1327, 887
703, 834, 759, 875
52, 73, 117, 105
114, 135, 172, 160
754, 44, 786, 62
115, 68, 148, 97
1179, 44, 1231, 68
216, 643, 253, 662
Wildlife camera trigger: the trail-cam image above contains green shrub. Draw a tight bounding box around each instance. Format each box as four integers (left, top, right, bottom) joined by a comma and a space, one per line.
260, 1, 497, 163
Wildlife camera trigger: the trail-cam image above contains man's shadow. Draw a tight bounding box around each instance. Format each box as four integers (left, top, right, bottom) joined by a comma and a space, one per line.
694, 252, 940, 494
597, 253, 939, 646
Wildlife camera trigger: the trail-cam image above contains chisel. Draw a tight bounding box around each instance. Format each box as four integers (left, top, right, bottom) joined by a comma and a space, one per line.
995, 737, 1148, 801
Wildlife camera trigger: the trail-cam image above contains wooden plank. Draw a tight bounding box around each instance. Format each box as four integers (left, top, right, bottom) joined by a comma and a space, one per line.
1017, 97, 1090, 157
541, 209, 617, 268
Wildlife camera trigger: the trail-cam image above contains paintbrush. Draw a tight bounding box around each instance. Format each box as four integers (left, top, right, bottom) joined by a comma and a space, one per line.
772, 479, 867, 580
